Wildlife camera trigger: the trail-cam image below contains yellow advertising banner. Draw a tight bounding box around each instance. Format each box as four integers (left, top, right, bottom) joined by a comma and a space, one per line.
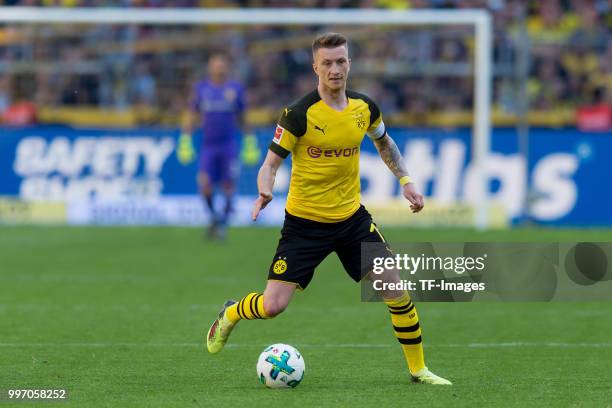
0, 198, 66, 224
363, 199, 509, 229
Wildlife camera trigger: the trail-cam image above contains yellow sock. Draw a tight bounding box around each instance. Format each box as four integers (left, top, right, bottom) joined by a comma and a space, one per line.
225, 292, 269, 323
384, 291, 426, 374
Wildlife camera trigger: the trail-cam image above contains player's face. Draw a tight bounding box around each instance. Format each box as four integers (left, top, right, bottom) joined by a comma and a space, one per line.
313, 46, 351, 92
208, 56, 229, 83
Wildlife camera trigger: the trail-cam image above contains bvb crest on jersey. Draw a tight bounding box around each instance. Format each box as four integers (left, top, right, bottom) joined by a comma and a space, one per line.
353, 112, 367, 129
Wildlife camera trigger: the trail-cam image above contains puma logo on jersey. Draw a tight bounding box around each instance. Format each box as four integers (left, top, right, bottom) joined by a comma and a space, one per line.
314, 124, 327, 135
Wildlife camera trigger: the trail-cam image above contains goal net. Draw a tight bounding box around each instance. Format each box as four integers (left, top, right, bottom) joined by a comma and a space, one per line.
0, 8, 494, 228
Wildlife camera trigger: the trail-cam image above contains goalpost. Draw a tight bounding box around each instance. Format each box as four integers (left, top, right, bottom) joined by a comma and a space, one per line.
0, 7, 492, 229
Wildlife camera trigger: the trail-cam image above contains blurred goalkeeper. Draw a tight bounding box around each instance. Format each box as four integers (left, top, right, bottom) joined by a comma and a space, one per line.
179, 52, 258, 240
206, 33, 451, 385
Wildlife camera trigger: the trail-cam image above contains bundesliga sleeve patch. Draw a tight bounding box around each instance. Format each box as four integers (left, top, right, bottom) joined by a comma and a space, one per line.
273, 125, 285, 144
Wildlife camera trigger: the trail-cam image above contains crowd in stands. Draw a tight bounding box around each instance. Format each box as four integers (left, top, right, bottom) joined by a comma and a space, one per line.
0, 0, 609, 125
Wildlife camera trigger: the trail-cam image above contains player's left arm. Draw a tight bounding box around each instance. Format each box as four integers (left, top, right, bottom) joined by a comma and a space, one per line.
372, 134, 424, 213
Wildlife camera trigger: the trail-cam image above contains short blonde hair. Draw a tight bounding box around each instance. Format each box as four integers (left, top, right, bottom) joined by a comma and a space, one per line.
312, 32, 348, 54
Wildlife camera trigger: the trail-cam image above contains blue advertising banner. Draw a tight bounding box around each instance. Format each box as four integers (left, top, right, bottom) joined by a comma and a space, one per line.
0, 125, 610, 226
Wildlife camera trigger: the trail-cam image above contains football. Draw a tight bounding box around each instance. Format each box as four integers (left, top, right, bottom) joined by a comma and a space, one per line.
256, 343, 305, 389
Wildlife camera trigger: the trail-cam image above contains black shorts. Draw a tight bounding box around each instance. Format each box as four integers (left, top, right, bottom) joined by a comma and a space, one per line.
268, 205, 392, 290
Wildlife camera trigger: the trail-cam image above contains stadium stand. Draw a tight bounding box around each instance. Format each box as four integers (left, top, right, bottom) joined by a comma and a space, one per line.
0, 0, 609, 127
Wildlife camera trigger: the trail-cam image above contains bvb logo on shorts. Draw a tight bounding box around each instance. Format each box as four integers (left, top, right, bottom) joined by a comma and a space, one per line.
273, 258, 288, 275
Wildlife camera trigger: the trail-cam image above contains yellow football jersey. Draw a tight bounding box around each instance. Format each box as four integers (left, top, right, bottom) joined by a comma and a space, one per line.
269, 89, 385, 223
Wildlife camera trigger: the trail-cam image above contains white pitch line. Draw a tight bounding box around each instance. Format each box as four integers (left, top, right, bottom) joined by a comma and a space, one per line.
0, 342, 201, 348
462, 342, 612, 348
0, 304, 222, 311
0, 342, 611, 348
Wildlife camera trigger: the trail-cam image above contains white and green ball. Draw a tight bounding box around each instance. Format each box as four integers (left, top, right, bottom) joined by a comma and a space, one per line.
256, 343, 305, 389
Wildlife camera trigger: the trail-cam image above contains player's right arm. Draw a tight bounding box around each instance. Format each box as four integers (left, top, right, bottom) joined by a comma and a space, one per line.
252, 112, 299, 221
182, 110, 198, 135
252, 149, 284, 221
184, 82, 203, 134
177, 85, 201, 165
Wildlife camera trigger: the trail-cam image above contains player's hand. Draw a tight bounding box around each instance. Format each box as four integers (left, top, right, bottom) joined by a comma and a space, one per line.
252, 191, 273, 221
402, 183, 424, 213
177, 132, 196, 165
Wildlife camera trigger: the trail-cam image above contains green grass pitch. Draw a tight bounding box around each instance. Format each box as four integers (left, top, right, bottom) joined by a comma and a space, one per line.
1, 226, 611, 407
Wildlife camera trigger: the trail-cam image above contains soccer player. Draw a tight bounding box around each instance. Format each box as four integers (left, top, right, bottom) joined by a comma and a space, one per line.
206, 33, 451, 385
180, 52, 247, 240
